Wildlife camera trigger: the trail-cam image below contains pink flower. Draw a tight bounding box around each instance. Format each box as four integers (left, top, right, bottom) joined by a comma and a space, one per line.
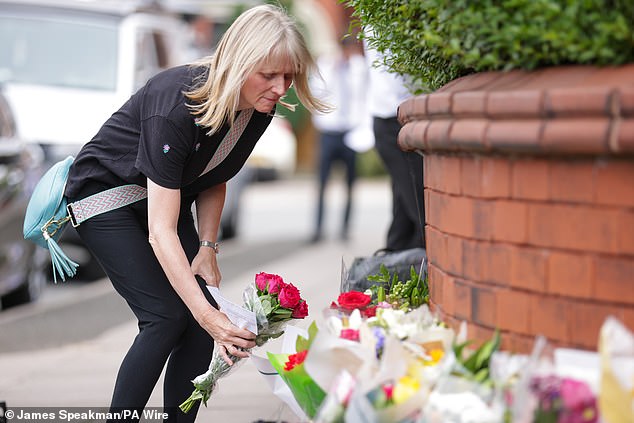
340, 328, 360, 341
268, 275, 285, 294
382, 383, 394, 402
279, 283, 301, 309
255, 272, 285, 294
292, 300, 308, 319
255, 272, 269, 291
560, 378, 598, 423
560, 378, 595, 409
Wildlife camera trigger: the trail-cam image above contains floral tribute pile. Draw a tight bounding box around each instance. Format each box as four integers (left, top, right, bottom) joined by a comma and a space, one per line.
262, 265, 634, 423
180, 272, 308, 413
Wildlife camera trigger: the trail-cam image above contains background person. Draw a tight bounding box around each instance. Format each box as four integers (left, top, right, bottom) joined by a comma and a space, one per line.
63, 5, 329, 421
364, 40, 426, 252
309, 36, 368, 243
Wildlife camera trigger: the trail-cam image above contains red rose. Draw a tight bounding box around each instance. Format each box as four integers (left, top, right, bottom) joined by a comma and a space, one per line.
337, 291, 372, 311
362, 305, 377, 318
284, 349, 308, 371
292, 300, 308, 319
279, 283, 301, 309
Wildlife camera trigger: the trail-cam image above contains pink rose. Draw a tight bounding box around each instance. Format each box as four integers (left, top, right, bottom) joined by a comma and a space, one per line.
292, 300, 308, 319
255, 272, 285, 294
340, 328, 360, 342
268, 275, 285, 295
279, 283, 301, 309
255, 272, 269, 291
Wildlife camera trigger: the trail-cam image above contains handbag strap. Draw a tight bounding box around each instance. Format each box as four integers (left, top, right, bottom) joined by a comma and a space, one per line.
67, 184, 147, 227
200, 108, 254, 176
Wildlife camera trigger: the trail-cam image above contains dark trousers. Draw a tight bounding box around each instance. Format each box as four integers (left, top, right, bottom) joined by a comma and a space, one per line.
70, 182, 216, 423
373, 116, 426, 251
314, 130, 356, 238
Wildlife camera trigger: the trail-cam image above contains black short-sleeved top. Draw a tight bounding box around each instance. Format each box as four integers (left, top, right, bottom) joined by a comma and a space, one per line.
65, 65, 273, 199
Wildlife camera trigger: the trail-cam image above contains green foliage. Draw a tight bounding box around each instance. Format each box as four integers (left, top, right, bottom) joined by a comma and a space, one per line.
345, 0, 634, 91
367, 264, 429, 310
453, 329, 501, 385
295, 320, 319, 352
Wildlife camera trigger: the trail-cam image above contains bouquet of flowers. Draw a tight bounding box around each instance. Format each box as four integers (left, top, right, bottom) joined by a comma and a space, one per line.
268, 348, 327, 418
529, 375, 598, 423
180, 272, 309, 413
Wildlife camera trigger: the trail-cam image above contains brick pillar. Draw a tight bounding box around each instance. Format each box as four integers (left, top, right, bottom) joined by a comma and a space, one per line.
397, 65, 634, 352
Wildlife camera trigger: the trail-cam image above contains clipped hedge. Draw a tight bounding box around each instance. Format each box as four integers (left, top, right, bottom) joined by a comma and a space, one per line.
345, 0, 634, 92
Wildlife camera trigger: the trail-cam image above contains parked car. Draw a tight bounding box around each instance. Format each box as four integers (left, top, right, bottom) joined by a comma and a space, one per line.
0, 89, 48, 309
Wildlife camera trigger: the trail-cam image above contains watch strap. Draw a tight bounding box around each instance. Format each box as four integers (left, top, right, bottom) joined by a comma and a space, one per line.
199, 240, 219, 253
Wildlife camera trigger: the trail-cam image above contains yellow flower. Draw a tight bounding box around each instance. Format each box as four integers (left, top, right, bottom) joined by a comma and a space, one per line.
392, 375, 420, 405
424, 348, 444, 366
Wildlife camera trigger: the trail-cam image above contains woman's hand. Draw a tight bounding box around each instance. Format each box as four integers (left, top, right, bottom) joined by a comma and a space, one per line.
191, 249, 221, 287
197, 308, 256, 365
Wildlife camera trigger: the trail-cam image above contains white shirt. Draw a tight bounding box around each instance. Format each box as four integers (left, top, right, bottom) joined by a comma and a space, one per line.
364, 39, 411, 119
310, 52, 368, 133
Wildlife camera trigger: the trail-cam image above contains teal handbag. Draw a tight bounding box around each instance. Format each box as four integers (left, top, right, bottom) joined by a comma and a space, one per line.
23, 156, 78, 282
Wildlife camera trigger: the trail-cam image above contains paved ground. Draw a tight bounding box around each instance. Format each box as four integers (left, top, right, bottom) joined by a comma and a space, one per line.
0, 177, 392, 422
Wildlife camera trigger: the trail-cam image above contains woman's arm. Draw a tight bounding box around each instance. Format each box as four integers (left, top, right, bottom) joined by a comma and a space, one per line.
146, 179, 254, 364
191, 182, 226, 287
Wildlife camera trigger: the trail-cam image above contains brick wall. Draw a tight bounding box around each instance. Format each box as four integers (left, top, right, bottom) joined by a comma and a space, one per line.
397, 65, 634, 352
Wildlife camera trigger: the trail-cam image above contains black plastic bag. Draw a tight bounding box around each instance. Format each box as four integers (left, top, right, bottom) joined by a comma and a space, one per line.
341, 248, 427, 293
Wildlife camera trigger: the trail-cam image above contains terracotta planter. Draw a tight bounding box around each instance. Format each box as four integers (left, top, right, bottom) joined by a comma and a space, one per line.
397, 65, 634, 352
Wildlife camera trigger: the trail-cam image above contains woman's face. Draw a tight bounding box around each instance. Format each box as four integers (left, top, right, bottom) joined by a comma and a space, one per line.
239, 56, 294, 113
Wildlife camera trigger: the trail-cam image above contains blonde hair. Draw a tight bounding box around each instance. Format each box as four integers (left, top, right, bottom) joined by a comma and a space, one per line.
186, 4, 331, 134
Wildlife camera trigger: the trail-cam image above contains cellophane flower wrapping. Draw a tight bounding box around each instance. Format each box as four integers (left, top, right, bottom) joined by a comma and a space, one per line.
180, 279, 302, 413
268, 351, 327, 419
599, 316, 634, 423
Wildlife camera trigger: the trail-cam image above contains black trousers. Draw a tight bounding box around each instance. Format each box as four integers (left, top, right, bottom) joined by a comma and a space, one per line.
314, 130, 356, 237
70, 181, 216, 423
373, 116, 426, 251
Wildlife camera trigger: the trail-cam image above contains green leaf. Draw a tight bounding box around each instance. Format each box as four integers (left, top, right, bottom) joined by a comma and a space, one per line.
296, 320, 319, 352
273, 309, 293, 318
452, 339, 472, 361
377, 285, 386, 302
472, 367, 490, 383
260, 299, 272, 315
462, 329, 501, 375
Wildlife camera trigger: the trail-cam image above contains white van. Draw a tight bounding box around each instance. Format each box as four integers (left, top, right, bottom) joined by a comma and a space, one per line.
0, 0, 188, 160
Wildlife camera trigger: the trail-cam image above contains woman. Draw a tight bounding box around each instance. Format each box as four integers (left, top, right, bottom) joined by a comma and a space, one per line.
64, 4, 329, 421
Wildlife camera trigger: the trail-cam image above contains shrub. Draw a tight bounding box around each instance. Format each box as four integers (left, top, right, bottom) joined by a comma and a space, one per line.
345, 0, 634, 92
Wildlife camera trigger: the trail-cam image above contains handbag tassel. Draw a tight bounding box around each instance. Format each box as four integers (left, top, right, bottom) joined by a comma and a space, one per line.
44, 232, 79, 283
